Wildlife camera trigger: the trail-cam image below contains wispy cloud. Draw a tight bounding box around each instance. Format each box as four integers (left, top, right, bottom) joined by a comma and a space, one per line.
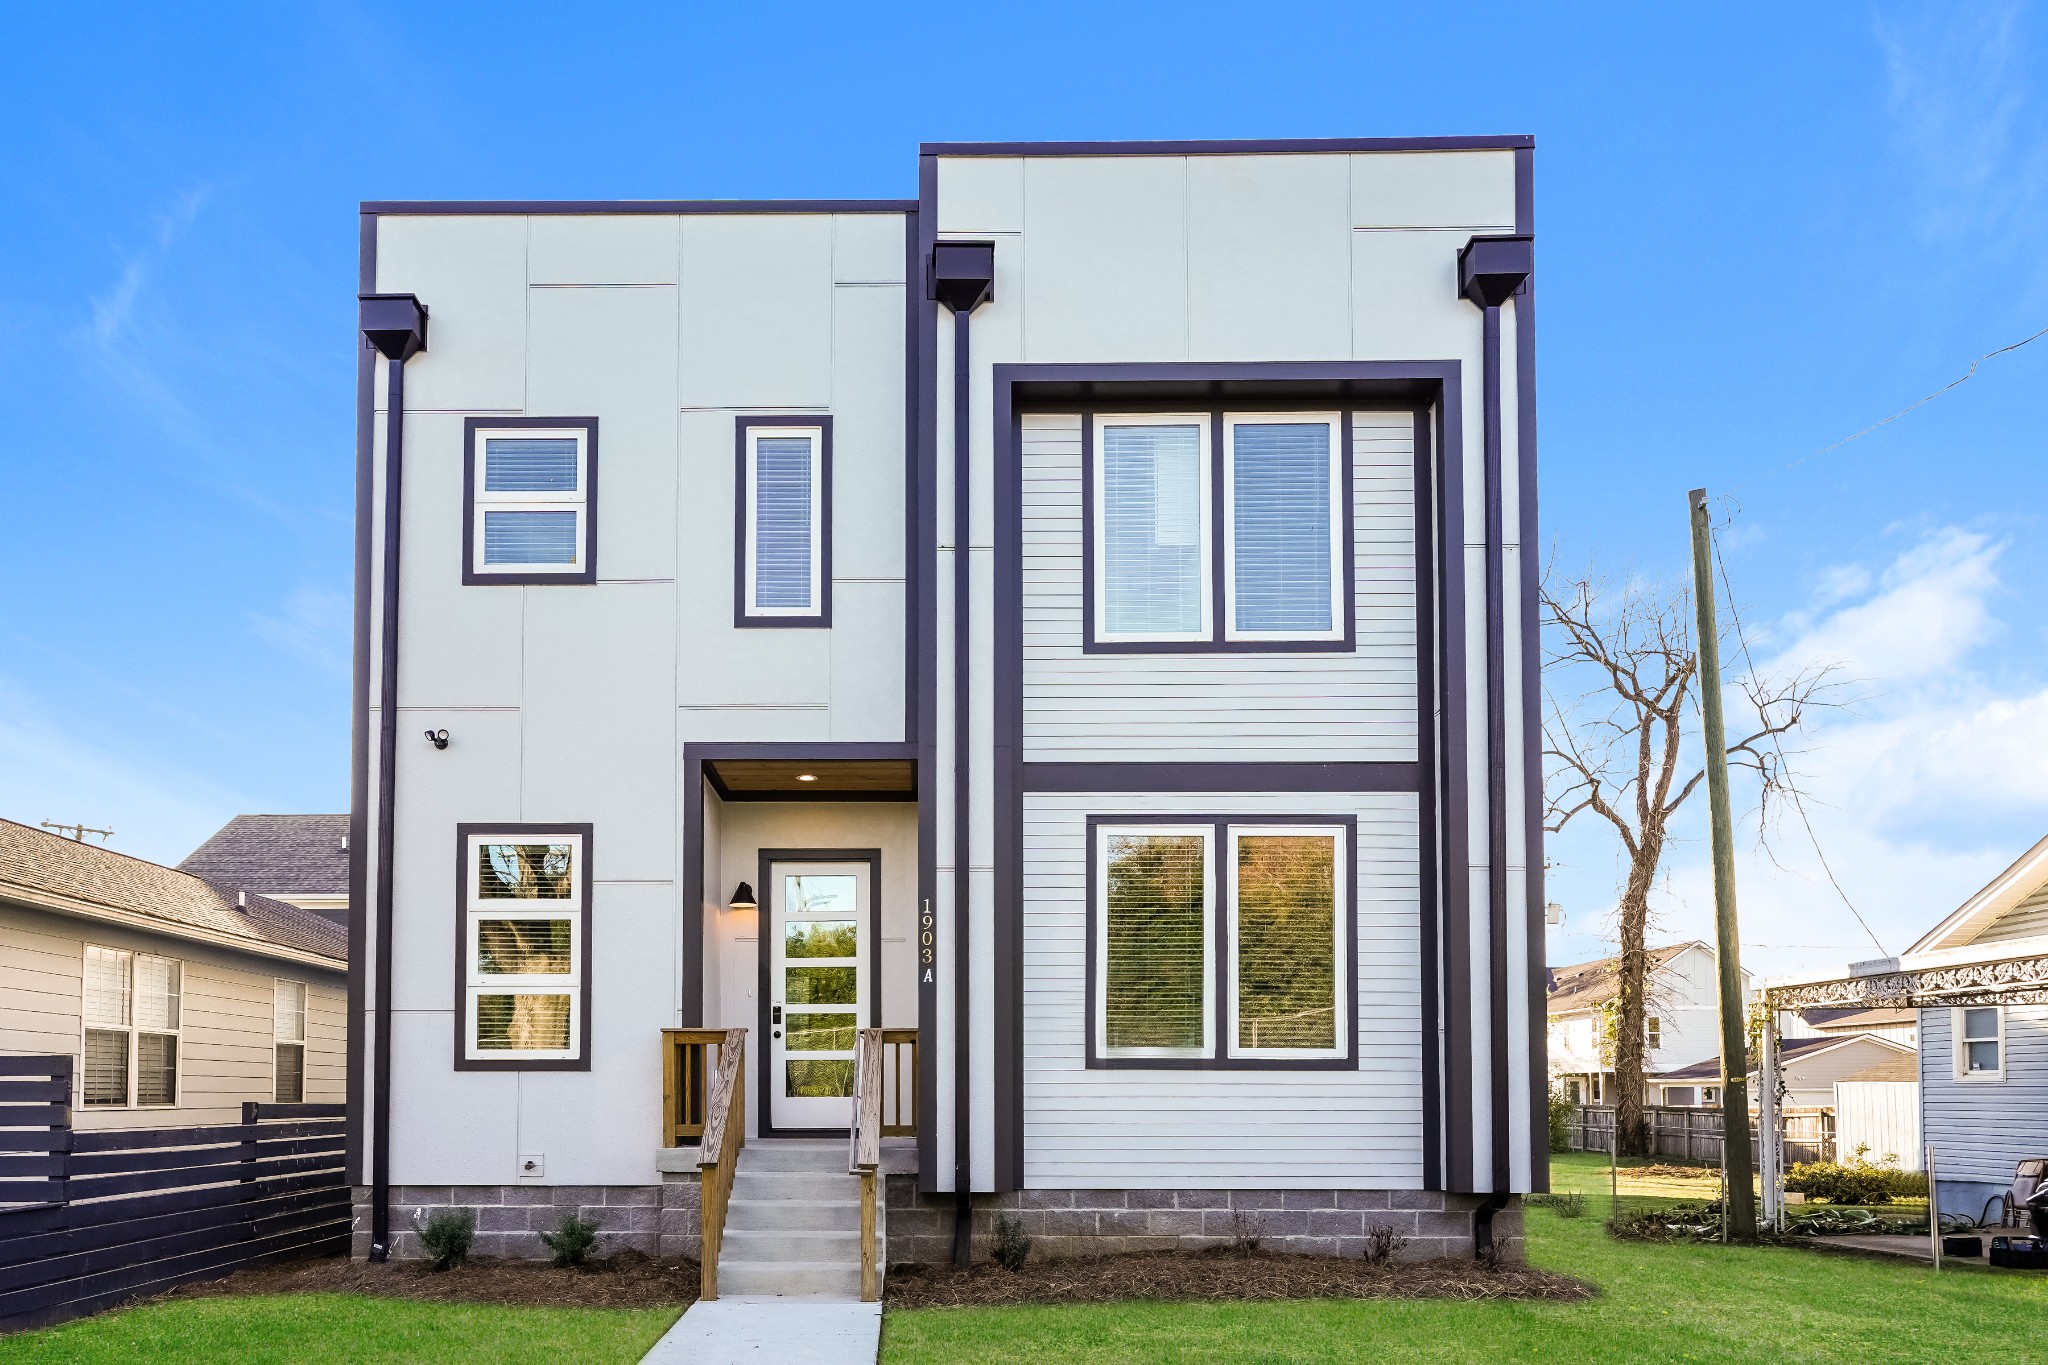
88, 186, 211, 349
250, 586, 351, 677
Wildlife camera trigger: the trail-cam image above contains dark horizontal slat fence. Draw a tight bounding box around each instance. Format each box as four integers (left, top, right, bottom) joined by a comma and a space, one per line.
0, 1057, 348, 1333
1567, 1104, 1836, 1167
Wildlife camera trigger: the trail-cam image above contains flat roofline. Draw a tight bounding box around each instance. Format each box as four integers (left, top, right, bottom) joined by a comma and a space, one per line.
921, 135, 1534, 157
360, 199, 916, 216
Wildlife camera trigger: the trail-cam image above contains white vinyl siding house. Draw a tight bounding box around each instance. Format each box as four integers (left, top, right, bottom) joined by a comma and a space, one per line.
353, 136, 1544, 1266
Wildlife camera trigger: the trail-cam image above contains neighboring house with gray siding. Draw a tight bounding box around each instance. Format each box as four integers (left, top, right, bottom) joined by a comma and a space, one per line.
350, 134, 1547, 1271
0, 817, 348, 1128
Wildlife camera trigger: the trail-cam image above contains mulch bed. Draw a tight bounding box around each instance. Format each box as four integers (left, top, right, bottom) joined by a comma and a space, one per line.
883, 1249, 1594, 1308
167, 1251, 699, 1310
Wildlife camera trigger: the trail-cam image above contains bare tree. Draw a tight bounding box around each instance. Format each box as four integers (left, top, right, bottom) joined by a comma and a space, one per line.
1543, 568, 1835, 1156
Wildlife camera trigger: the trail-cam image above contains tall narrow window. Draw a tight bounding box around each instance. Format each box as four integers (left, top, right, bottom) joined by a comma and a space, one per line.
1229, 826, 1344, 1058
1224, 414, 1342, 641
465, 421, 597, 583
1094, 416, 1211, 642
462, 830, 587, 1065
1097, 826, 1213, 1058
82, 947, 179, 1106
1956, 1007, 2003, 1080
1647, 1017, 1662, 1050
274, 980, 308, 1103
741, 422, 828, 623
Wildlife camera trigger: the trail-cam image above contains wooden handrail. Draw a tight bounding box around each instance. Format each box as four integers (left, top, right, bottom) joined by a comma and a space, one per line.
695, 1028, 746, 1302
661, 1028, 732, 1148
848, 1028, 884, 1302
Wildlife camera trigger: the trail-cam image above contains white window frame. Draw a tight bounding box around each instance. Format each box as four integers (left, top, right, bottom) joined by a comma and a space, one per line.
1225, 824, 1348, 1061
463, 832, 583, 1063
1702, 1085, 1721, 1105
1090, 414, 1214, 645
1221, 412, 1344, 643
273, 978, 308, 1103
471, 426, 590, 577
1953, 1006, 2005, 1082
1094, 823, 1216, 1060
80, 945, 181, 1109
743, 424, 826, 618
1647, 1016, 1662, 1050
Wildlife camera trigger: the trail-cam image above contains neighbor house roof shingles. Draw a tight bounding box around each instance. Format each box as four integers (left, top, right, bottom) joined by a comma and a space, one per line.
1545, 942, 1697, 1015
0, 817, 345, 964
176, 813, 349, 896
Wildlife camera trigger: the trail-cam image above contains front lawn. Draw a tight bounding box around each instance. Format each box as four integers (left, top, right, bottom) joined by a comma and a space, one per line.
0, 1293, 678, 1365
880, 1153, 2047, 1363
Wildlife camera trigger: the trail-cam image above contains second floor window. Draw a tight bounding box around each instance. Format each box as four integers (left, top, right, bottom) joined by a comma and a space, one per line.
465, 419, 598, 584
739, 419, 830, 625
1647, 1016, 1662, 1049
1091, 412, 1346, 648
83, 946, 180, 1107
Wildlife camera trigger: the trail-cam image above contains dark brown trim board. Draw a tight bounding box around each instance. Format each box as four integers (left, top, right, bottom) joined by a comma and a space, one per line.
346, 212, 375, 1187
733, 414, 835, 628
460, 417, 601, 587
1515, 145, 1549, 1193
923, 136, 1533, 157
1082, 813, 1361, 1073
451, 823, 596, 1073
754, 847, 884, 1137
913, 155, 941, 1196
991, 360, 1468, 1194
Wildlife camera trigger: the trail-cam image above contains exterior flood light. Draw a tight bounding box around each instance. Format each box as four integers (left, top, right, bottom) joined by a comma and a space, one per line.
728, 882, 757, 911
797, 773, 817, 782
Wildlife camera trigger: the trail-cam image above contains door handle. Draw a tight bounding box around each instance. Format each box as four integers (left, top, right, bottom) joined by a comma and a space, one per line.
772, 1004, 783, 1025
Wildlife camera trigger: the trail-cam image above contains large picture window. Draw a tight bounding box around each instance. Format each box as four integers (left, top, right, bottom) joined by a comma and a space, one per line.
737, 416, 832, 626
1090, 818, 1351, 1067
82, 946, 181, 1107
1089, 411, 1348, 650
458, 827, 591, 1068
464, 418, 599, 584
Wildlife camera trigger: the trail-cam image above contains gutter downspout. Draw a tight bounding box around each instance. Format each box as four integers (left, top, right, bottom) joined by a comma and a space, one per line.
930, 242, 994, 1267
358, 293, 427, 1263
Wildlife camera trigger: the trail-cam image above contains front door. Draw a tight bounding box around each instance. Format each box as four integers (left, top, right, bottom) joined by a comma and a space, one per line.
765, 860, 871, 1132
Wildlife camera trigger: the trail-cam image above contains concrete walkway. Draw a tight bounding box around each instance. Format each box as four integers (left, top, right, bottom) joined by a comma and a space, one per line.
641, 1295, 881, 1365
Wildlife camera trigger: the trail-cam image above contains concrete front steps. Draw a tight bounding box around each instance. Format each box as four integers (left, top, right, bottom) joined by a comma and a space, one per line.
717, 1140, 874, 1299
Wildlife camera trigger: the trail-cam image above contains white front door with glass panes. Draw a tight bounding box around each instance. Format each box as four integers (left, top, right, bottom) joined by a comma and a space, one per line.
767, 861, 870, 1130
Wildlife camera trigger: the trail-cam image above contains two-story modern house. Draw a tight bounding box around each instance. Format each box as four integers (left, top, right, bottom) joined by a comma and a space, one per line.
348, 135, 1546, 1278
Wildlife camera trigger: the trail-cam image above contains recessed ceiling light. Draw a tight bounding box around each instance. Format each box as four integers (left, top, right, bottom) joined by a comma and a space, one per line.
797, 773, 817, 782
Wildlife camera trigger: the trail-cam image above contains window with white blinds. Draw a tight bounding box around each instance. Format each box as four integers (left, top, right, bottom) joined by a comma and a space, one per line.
1097, 827, 1214, 1057
81, 946, 181, 1107
274, 979, 307, 1103
1224, 416, 1342, 640
469, 425, 592, 578
464, 832, 584, 1063
1090, 411, 1345, 647
1093, 820, 1349, 1065
1095, 418, 1210, 641
743, 424, 825, 619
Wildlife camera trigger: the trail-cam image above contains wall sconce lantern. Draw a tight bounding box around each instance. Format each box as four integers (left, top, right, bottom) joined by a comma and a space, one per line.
728, 881, 757, 912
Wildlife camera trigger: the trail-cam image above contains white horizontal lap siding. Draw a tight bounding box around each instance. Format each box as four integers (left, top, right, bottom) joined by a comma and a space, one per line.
1019, 412, 1417, 763
1978, 882, 2048, 943
1920, 1005, 2048, 1185
1022, 791, 1423, 1189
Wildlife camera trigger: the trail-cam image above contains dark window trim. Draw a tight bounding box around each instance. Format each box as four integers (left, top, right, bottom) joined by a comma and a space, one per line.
1083, 812, 1360, 1073
1080, 407, 1357, 654
755, 847, 884, 1137
452, 822, 595, 1073
734, 415, 835, 628
461, 417, 601, 586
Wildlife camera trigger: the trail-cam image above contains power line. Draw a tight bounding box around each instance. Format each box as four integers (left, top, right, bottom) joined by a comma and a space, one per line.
1704, 525, 1890, 957
1788, 323, 2048, 471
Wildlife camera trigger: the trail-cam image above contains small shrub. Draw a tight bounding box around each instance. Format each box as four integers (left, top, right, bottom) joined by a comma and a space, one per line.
1547, 1087, 1576, 1154
1527, 1191, 1586, 1219
1229, 1209, 1265, 1255
415, 1208, 476, 1270
991, 1214, 1032, 1270
1361, 1222, 1408, 1264
1785, 1147, 1921, 1206
540, 1212, 601, 1268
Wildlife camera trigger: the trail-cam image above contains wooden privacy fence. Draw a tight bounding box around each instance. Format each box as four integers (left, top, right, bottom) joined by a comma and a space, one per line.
0, 1055, 349, 1333
1567, 1104, 1836, 1167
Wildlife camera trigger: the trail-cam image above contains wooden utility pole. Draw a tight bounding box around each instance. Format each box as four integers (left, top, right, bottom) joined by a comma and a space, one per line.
1688, 488, 1757, 1241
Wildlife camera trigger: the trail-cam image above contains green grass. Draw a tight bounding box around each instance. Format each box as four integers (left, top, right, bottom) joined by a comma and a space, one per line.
879, 1153, 2048, 1364
0, 1293, 679, 1365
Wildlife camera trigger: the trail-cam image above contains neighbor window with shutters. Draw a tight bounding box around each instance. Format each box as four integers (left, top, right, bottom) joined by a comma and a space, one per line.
464, 419, 598, 584
1955, 1007, 2004, 1081
1092, 818, 1351, 1067
81, 946, 180, 1107
1089, 411, 1347, 649
274, 979, 307, 1103
460, 828, 590, 1067
737, 418, 831, 625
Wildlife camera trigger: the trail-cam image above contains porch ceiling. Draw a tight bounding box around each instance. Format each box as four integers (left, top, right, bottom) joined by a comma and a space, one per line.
704, 759, 916, 801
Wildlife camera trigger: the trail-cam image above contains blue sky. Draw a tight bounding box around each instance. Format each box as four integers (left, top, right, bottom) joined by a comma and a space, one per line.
2, 2, 2044, 978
